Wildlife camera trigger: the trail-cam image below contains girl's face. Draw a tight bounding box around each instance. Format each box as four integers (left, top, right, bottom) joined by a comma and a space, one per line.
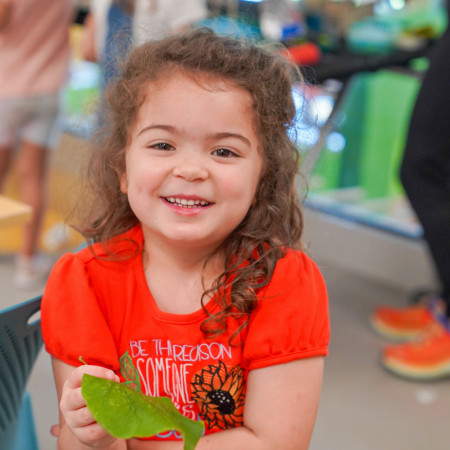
121, 72, 263, 254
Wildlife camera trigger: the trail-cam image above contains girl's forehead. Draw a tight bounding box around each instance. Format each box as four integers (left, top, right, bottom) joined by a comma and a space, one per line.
135, 71, 256, 124
143, 70, 247, 99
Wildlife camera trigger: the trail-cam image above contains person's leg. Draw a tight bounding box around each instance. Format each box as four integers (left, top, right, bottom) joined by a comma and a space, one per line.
0, 97, 20, 191
12, 93, 59, 287
15, 139, 50, 256
372, 31, 450, 381
372, 33, 450, 341
399, 31, 450, 317
0, 145, 14, 191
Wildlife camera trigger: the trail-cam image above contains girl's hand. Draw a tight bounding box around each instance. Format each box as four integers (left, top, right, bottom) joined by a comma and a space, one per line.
59, 363, 121, 448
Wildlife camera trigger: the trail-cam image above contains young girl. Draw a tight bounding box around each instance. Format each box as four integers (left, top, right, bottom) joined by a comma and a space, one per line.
42, 28, 330, 449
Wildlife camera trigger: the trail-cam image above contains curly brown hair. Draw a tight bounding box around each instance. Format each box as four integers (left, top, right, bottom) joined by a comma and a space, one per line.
79, 28, 304, 341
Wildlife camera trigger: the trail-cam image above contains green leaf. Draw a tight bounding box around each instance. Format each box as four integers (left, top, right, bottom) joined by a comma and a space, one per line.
81, 374, 204, 450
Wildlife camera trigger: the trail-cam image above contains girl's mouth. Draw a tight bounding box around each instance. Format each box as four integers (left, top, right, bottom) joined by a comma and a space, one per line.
164, 197, 211, 208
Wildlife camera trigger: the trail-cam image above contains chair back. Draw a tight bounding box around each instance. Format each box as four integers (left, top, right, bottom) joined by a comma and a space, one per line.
0, 296, 43, 445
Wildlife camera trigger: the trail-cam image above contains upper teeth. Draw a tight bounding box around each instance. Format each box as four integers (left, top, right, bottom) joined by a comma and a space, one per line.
167, 197, 209, 207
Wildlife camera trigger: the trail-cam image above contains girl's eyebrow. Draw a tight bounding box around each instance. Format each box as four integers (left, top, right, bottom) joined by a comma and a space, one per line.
137, 125, 252, 147
212, 132, 251, 147
137, 124, 175, 136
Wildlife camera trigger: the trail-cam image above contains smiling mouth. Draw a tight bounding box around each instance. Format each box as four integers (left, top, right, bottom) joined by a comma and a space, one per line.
165, 197, 212, 208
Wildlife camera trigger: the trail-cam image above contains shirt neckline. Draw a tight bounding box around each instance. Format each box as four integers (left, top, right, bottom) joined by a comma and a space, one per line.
133, 250, 221, 324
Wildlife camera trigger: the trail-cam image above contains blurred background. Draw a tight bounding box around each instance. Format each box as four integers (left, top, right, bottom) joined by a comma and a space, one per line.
1, 0, 449, 448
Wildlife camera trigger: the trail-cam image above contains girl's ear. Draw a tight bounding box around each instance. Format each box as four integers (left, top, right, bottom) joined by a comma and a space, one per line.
120, 173, 128, 194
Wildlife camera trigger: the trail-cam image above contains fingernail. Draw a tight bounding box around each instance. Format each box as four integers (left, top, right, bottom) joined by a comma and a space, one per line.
106, 370, 116, 379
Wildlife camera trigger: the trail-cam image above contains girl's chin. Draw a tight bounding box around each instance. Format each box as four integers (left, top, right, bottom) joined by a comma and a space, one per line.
166, 236, 222, 249
143, 230, 220, 248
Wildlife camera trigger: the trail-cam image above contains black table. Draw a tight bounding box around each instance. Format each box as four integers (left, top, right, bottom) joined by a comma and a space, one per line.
300, 39, 436, 84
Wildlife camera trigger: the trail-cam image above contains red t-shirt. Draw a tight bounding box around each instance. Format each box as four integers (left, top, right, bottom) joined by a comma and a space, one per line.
42, 225, 329, 441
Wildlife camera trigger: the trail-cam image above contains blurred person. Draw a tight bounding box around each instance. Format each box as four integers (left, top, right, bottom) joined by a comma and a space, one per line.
80, 0, 206, 131
0, 0, 75, 287
81, 0, 207, 90
80, 0, 134, 92
371, 2, 450, 381
133, 0, 208, 46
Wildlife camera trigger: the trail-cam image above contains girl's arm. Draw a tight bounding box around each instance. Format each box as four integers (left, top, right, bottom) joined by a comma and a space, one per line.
128, 356, 324, 450
51, 358, 127, 450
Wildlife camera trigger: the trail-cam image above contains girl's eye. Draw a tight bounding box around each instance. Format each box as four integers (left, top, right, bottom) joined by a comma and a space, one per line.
151, 142, 174, 151
213, 148, 238, 158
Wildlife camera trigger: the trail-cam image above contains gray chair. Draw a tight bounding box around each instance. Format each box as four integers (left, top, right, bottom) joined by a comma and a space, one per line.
0, 296, 43, 449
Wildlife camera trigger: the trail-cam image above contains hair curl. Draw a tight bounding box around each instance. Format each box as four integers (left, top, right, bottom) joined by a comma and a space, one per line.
78, 28, 304, 341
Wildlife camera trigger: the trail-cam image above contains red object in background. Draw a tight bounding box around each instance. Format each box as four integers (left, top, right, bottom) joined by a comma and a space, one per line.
283, 42, 322, 66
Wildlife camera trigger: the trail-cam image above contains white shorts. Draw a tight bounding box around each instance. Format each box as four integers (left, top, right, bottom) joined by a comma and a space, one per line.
0, 93, 60, 149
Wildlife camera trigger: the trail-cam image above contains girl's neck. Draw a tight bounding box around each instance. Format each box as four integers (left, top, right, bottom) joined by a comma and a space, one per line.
142, 239, 224, 315
143, 238, 223, 273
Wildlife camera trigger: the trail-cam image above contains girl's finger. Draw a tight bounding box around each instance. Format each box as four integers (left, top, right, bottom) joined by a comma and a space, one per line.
74, 421, 116, 448
69, 405, 97, 428
62, 386, 85, 411
50, 424, 59, 437
65, 364, 119, 391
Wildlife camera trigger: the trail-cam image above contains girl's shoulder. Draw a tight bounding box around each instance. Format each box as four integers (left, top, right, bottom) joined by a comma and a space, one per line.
71, 224, 144, 264
244, 249, 329, 370
271, 248, 324, 285
255, 247, 328, 323
45, 225, 144, 289
257, 248, 327, 307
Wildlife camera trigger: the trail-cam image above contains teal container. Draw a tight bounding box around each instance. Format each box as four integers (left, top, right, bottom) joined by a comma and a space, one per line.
358, 70, 420, 199
311, 68, 421, 202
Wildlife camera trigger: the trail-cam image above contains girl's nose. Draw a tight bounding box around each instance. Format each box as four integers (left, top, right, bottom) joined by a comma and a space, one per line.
172, 162, 208, 181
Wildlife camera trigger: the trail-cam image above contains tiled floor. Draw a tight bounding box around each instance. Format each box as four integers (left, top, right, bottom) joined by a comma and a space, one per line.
1, 241, 449, 449
310, 260, 449, 450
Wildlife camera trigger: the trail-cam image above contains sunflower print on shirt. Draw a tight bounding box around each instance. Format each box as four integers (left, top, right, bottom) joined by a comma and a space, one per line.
190, 360, 246, 430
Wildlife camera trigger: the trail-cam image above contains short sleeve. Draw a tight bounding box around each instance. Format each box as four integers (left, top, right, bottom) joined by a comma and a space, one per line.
41, 252, 120, 370
243, 250, 330, 371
